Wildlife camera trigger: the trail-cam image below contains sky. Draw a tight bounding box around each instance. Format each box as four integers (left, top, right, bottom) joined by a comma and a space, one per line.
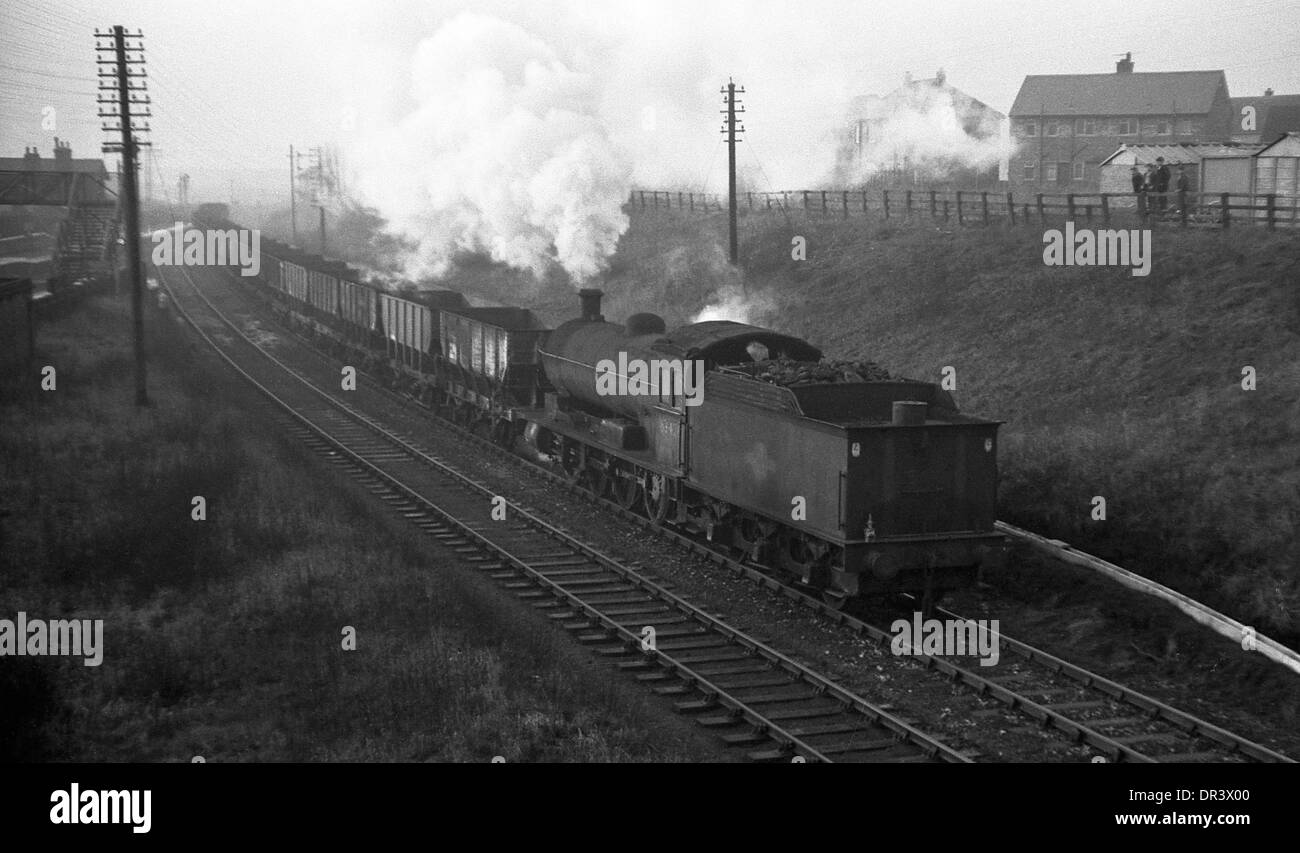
2, 0, 1299, 266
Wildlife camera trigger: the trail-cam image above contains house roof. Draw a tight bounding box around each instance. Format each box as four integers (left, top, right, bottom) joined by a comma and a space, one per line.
0, 156, 108, 175
1099, 142, 1266, 166
1258, 131, 1300, 157
1010, 70, 1227, 116
1229, 94, 1300, 139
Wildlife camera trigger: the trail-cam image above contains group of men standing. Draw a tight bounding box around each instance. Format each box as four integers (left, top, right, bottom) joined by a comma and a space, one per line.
1130, 156, 1192, 213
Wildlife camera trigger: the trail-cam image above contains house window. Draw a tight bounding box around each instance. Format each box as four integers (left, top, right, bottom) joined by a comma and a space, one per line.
1116, 119, 1135, 135
1154, 120, 1171, 135
1022, 162, 1036, 181
1073, 162, 1087, 180
1177, 119, 1194, 135
1045, 121, 1059, 137
1022, 120, 1038, 137
1045, 163, 1058, 182
1078, 119, 1097, 136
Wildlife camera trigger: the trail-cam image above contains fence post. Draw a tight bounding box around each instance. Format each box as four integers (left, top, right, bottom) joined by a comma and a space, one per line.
1179, 190, 1187, 228
1007, 192, 1016, 225
1221, 193, 1230, 229
688, 192, 694, 211
639, 191, 645, 209
802, 190, 809, 210
860, 189, 867, 215
1036, 193, 1045, 223
883, 190, 890, 220
981, 191, 989, 226
1266, 194, 1276, 230
942, 199, 950, 222
1101, 194, 1110, 224
842, 190, 849, 219
906, 190, 913, 218
821, 190, 828, 213
956, 191, 964, 225
929, 190, 937, 219
1066, 193, 1075, 220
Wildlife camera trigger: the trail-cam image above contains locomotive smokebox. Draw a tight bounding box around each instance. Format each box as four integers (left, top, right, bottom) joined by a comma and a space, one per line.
892, 400, 928, 426
578, 288, 604, 322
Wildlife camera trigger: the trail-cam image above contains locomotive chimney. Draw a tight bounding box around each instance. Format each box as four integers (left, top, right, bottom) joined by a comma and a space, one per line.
579, 288, 604, 322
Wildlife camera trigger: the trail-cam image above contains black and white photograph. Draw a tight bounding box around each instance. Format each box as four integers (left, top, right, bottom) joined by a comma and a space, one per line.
1, 0, 1296, 833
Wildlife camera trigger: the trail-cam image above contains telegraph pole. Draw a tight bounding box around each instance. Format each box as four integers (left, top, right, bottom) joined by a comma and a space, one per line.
288, 144, 301, 243
97, 25, 151, 407
720, 78, 745, 265
309, 145, 327, 254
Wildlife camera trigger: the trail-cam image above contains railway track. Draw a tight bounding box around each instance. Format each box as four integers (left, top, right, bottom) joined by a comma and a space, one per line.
193, 263, 1293, 764
158, 264, 974, 764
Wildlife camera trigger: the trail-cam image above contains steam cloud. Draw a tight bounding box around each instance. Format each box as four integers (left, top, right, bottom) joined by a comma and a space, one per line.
835, 75, 1015, 183
355, 13, 631, 283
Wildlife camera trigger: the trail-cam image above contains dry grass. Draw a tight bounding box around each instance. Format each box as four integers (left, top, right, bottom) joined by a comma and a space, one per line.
0, 296, 715, 762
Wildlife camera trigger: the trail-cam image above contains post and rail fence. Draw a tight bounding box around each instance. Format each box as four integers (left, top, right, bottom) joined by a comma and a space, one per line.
628, 187, 1300, 231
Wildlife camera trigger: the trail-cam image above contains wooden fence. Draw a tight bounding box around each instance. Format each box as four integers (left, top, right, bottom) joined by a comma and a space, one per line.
629, 188, 1300, 231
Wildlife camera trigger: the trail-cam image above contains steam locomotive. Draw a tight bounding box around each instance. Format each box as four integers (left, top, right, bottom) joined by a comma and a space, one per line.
190, 212, 1006, 606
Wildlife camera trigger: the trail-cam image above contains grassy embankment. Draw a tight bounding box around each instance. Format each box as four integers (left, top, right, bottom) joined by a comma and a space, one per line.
0, 295, 715, 762
592, 209, 1298, 644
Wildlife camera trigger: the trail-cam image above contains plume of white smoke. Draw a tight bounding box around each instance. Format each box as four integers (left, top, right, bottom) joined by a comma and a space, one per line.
694, 283, 776, 325
353, 13, 631, 283
838, 78, 1015, 183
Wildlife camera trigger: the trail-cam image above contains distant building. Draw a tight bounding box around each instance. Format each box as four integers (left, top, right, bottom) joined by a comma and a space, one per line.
836, 70, 1007, 188
0, 138, 114, 209
1228, 90, 1300, 144
1009, 54, 1233, 192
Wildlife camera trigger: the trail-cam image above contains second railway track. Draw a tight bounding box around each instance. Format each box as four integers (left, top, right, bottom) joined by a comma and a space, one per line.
165, 262, 1295, 764
159, 263, 973, 764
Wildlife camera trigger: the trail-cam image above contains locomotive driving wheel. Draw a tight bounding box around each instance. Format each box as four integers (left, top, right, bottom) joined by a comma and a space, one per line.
557, 441, 584, 484
491, 418, 514, 448
643, 473, 670, 524
585, 463, 610, 498
612, 466, 641, 510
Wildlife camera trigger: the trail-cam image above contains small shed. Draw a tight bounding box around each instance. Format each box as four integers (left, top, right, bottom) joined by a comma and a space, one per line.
1099, 143, 1263, 197
1200, 133, 1300, 191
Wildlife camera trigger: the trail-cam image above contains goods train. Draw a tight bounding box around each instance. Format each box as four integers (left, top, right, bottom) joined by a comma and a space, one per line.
187, 210, 1007, 607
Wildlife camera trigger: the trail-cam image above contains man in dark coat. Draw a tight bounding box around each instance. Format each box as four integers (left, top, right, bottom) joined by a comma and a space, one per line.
1154, 157, 1172, 211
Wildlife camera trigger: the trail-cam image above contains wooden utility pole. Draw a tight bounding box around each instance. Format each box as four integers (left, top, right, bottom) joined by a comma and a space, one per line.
97, 25, 151, 407
288, 144, 301, 243
310, 145, 327, 254
720, 78, 745, 265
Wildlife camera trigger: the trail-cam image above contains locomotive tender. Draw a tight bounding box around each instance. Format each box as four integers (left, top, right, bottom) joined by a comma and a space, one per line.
191, 212, 1006, 606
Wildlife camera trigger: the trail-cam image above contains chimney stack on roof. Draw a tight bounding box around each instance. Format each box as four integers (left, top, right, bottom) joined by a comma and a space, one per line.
23, 146, 40, 164
1116, 52, 1134, 73
53, 137, 71, 161
1265, 88, 1274, 96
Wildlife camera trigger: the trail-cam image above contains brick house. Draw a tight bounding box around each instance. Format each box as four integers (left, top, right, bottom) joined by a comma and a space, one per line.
1008, 54, 1233, 192
1228, 90, 1300, 143
836, 70, 1007, 188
